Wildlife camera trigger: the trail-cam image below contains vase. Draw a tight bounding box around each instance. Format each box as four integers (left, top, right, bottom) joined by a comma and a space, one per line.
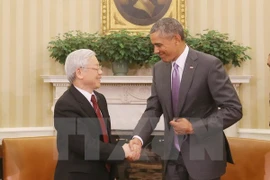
112, 61, 128, 76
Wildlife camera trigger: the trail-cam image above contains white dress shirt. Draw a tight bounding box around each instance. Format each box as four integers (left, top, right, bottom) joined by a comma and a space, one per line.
74, 86, 95, 107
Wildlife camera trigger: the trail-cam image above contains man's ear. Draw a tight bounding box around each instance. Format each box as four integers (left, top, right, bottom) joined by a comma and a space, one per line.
75, 68, 84, 79
173, 34, 182, 44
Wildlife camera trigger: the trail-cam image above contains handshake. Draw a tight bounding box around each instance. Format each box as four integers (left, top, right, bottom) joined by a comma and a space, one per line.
122, 138, 142, 161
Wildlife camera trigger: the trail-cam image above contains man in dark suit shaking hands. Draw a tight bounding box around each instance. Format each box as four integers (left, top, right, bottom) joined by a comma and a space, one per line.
129, 18, 243, 180
54, 49, 133, 180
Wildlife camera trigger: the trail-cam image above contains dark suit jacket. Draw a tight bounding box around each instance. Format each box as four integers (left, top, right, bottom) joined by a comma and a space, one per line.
133, 48, 242, 179
54, 85, 125, 180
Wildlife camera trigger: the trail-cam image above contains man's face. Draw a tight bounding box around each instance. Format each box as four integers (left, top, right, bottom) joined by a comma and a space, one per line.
81, 56, 103, 90
150, 31, 182, 62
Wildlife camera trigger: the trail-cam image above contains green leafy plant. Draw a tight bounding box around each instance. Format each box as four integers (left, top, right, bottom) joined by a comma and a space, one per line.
47, 30, 160, 66
47, 31, 100, 65
185, 30, 251, 67
48, 29, 251, 68
96, 30, 159, 66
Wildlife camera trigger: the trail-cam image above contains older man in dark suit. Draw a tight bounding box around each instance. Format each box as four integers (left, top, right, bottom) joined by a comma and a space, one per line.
129, 18, 242, 180
54, 49, 132, 180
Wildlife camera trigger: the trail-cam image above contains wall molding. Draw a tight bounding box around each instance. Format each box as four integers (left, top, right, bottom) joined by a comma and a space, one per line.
40, 75, 252, 85
238, 128, 270, 141
0, 127, 55, 144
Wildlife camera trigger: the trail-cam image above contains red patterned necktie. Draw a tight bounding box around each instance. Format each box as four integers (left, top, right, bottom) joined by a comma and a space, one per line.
91, 95, 109, 143
91, 95, 110, 172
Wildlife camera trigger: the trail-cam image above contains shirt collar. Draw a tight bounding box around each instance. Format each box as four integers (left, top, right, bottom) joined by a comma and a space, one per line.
173, 45, 189, 70
74, 86, 95, 102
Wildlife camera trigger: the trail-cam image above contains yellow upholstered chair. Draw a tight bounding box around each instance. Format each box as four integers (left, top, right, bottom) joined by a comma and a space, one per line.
2, 136, 57, 180
222, 137, 270, 180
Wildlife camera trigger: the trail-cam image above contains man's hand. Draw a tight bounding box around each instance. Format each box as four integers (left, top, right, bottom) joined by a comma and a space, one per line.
170, 118, 194, 135
128, 138, 142, 161
122, 143, 134, 159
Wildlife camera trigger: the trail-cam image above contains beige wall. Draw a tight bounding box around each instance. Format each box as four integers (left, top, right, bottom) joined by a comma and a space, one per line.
0, 0, 101, 127
0, 0, 269, 128
186, 0, 270, 129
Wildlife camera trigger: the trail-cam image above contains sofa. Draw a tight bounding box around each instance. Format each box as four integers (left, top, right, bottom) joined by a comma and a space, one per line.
2, 136, 57, 180
222, 137, 270, 180
1, 136, 270, 180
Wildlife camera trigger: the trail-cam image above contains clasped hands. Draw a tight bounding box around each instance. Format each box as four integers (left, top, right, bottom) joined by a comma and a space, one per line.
122, 118, 193, 160
122, 138, 142, 161
170, 117, 194, 135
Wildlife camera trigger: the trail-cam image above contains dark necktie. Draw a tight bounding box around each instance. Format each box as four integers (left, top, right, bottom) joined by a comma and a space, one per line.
91, 95, 109, 143
91, 95, 110, 171
172, 63, 180, 151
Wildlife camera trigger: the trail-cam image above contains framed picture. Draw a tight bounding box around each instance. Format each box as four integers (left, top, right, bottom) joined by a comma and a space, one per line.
101, 0, 186, 34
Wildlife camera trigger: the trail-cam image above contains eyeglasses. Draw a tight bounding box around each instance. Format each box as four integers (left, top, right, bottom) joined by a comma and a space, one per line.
81, 65, 102, 72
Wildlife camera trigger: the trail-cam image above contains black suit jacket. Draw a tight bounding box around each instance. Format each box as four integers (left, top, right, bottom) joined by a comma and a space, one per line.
133, 48, 242, 179
54, 85, 125, 180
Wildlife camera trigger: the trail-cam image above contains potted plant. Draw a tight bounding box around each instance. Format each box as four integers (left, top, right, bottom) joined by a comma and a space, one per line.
185, 30, 251, 69
48, 29, 250, 75
47, 30, 100, 65
47, 30, 160, 75
96, 30, 159, 75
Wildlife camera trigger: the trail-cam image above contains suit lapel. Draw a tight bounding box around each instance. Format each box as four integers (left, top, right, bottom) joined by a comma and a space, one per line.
69, 85, 97, 118
69, 85, 111, 142
95, 92, 109, 120
95, 92, 111, 136
177, 49, 198, 116
162, 62, 174, 128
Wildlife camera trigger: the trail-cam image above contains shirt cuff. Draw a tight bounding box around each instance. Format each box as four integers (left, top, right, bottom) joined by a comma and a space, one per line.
132, 135, 144, 146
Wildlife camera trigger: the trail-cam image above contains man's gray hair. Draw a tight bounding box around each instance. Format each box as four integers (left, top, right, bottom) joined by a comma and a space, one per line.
150, 17, 185, 40
65, 49, 96, 83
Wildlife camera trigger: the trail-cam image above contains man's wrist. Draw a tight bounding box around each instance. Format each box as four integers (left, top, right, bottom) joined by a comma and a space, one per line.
132, 135, 143, 146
